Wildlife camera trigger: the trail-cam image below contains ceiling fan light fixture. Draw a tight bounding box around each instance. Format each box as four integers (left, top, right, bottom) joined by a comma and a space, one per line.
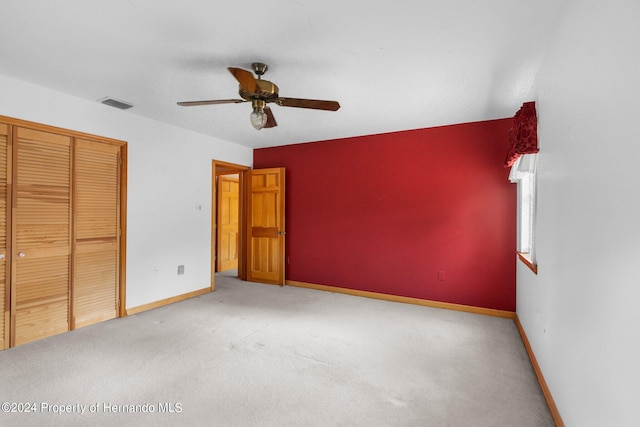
250, 107, 267, 130
250, 100, 268, 130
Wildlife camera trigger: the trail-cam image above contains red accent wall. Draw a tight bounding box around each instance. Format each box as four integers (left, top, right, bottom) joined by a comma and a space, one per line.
254, 119, 516, 311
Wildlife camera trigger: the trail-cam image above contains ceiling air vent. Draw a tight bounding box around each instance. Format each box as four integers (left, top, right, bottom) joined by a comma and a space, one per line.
99, 97, 134, 110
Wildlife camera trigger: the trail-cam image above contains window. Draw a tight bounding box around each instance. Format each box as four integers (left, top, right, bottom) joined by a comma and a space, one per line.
509, 154, 537, 273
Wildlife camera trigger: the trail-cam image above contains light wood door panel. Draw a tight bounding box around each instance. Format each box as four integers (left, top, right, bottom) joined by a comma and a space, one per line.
12, 127, 71, 346
217, 176, 239, 272
0, 124, 9, 349
73, 139, 120, 328
247, 168, 285, 285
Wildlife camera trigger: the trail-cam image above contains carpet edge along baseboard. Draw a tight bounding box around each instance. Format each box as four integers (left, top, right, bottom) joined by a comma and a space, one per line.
286, 280, 515, 319
126, 287, 211, 316
515, 315, 565, 427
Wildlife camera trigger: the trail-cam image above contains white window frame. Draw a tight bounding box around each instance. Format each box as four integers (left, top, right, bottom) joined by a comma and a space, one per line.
509, 154, 538, 272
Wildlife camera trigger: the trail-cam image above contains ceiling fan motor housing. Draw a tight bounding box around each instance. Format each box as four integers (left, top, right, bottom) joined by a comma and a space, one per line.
239, 79, 279, 102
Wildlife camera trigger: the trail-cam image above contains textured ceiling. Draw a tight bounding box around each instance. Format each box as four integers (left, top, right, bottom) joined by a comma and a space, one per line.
0, 0, 565, 148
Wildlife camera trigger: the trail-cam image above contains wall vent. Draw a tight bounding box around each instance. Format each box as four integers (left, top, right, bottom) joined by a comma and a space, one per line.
99, 97, 134, 110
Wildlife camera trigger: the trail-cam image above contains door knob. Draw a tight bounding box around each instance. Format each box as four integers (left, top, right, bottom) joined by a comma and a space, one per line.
0, 254, 4, 259
276, 231, 287, 236
18, 252, 26, 258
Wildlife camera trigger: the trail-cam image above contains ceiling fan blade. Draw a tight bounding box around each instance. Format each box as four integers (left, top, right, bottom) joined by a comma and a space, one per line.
177, 99, 246, 106
228, 67, 258, 94
264, 106, 278, 128
276, 98, 340, 111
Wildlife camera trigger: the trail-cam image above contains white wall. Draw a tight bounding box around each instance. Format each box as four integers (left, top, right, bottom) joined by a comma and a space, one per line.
0, 74, 253, 309
520, 1, 640, 425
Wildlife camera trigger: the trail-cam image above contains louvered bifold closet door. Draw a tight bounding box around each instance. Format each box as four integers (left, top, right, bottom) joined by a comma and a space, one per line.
73, 139, 119, 329
12, 127, 71, 346
0, 124, 9, 350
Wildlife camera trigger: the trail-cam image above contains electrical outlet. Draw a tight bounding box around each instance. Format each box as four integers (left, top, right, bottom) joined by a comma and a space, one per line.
177, 265, 185, 275
153, 266, 160, 275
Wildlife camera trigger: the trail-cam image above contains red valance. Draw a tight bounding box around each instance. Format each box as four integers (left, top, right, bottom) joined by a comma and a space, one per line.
504, 101, 539, 167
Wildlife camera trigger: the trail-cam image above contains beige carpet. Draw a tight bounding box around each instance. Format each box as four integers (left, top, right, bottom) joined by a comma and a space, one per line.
0, 272, 554, 426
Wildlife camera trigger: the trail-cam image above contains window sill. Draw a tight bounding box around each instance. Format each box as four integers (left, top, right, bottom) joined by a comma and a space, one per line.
517, 252, 538, 274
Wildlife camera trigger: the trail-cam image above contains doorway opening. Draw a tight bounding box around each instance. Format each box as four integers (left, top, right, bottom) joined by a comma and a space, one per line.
211, 161, 287, 290
211, 160, 250, 291
216, 173, 239, 274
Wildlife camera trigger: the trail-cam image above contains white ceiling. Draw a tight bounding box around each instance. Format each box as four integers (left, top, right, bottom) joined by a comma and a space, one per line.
0, 0, 564, 149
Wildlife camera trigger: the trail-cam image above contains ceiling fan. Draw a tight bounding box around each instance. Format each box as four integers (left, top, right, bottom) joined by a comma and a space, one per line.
177, 63, 340, 130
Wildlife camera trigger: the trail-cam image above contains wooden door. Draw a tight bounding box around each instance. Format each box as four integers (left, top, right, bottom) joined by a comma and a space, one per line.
0, 124, 9, 349
246, 168, 285, 285
73, 138, 120, 329
12, 127, 72, 346
217, 175, 239, 272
